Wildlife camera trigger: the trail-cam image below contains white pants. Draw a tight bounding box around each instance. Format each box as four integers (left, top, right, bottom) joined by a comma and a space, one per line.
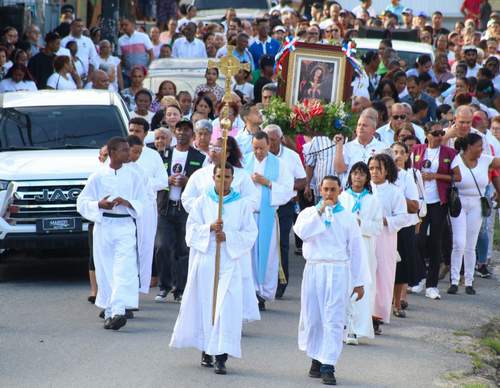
450, 196, 482, 287
93, 217, 139, 318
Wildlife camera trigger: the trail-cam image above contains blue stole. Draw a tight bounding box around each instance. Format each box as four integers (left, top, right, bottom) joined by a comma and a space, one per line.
346, 188, 369, 213
206, 188, 241, 213
315, 200, 344, 227
244, 153, 279, 284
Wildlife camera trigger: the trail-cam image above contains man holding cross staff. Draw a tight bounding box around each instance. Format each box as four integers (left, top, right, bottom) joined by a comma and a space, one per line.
169, 50, 258, 375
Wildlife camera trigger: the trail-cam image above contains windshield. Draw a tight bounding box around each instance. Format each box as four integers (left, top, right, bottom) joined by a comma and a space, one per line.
193, 0, 269, 10
0, 106, 126, 151
356, 48, 424, 68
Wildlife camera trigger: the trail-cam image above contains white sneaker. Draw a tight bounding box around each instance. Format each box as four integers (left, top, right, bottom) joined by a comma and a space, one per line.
410, 279, 425, 294
425, 287, 441, 300
345, 334, 358, 345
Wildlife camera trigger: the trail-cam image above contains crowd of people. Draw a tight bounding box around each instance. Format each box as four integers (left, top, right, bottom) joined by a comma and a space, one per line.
1, 0, 500, 385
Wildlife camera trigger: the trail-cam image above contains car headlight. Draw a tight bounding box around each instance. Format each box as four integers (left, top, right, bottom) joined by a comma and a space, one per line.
0, 180, 10, 191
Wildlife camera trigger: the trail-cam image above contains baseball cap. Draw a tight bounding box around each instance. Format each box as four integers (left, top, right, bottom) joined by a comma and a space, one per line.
175, 118, 194, 130
462, 45, 478, 53
402, 8, 413, 15
418, 11, 427, 18
339, 9, 349, 16
487, 19, 498, 28
273, 25, 287, 33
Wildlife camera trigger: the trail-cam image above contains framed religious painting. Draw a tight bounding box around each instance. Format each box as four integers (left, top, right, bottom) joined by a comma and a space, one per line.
281, 42, 353, 106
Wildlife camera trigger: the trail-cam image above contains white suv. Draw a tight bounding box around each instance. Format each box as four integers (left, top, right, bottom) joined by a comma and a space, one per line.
0, 90, 130, 250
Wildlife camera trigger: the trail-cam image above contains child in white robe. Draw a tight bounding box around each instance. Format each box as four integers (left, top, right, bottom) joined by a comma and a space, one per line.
339, 161, 383, 344
77, 137, 146, 331
368, 154, 408, 335
294, 176, 367, 386
170, 163, 258, 375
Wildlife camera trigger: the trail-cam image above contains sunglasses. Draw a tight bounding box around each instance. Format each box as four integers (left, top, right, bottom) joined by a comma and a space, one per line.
326, 28, 339, 32
429, 130, 445, 137
392, 114, 407, 120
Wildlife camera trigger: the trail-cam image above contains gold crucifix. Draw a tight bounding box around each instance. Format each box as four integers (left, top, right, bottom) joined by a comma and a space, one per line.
207, 46, 250, 325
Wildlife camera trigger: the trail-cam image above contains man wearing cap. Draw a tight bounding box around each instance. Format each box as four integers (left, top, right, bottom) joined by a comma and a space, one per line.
352, 0, 376, 18
385, 0, 405, 24
249, 18, 281, 70
254, 54, 276, 103
272, 25, 287, 44
401, 8, 413, 29
154, 119, 207, 303
463, 45, 482, 77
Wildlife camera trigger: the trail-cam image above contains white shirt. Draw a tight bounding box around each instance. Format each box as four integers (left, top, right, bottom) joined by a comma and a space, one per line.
394, 169, 420, 226
135, 146, 169, 199
97, 55, 121, 92
466, 63, 481, 78
376, 122, 426, 146
169, 148, 189, 201
172, 37, 207, 59
276, 145, 306, 198
235, 128, 255, 156
352, 5, 376, 17
232, 81, 254, 102
451, 154, 493, 197
304, 136, 336, 196
60, 35, 99, 73
422, 147, 441, 204
130, 110, 155, 124
46, 73, 77, 90
0, 78, 37, 92
342, 137, 386, 185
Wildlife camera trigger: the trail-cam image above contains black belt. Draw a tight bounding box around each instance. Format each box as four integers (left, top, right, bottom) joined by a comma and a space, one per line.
103, 213, 131, 218
168, 200, 182, 207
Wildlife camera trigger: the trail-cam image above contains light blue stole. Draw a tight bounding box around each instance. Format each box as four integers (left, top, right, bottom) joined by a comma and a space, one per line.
206, 187, 241, 212
315, 200, 344, 227
244, 153, 279, 284
346, 188, 369, 213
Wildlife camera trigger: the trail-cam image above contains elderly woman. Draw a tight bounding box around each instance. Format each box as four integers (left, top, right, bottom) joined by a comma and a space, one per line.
154, 127, 173, 157
193, 119, 212, 156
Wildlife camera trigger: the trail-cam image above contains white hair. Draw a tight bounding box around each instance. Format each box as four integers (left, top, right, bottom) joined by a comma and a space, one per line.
194, 119, 213, 133
263, 124, 283, 137
155, 127, 172, 137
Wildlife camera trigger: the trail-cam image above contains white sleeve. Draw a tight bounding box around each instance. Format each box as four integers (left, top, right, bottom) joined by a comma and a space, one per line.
347, 216, 365, 288
76, 174, 102, 223
360, 196, 383, 237
143, 34, 154, 50
185, 198, 211, 253
293, 207, 326, 241
224, 201, 258, 260
386, 189, 409, 234
181, 169, 203, 214
270, 161, 294, 206
149, 151, 169, 192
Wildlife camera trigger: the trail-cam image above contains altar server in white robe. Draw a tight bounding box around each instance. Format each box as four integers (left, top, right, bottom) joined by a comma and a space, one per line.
77, 137, 146, 331
339, 161, 383, 344
170, 163, 258, 375
182, 136, 260, 322
128, 118, 169, 292
243, 131, 294, 311
294, 175, 367, 386
368, 154, 407, 334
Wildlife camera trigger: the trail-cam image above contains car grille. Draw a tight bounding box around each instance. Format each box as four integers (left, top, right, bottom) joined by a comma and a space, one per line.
7, 181, 87, 224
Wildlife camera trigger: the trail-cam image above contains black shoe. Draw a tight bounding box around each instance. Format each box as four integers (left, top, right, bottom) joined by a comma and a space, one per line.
447, 284, 458, 294
125, 309, 134, 319
321, 370, 337, 385
103, 318, 113, 329
477, 265, 491, 279
465, 286, 476, 295
257, 295, 266, 311
99, 309, 105, 319
201, 352, 214, 368
214, 360, 227, 375
309, 359, 322, 378
373, 319, 382, 335
275, 285, 286, 299
87, 296, 96, 304
109, 315, 127, 331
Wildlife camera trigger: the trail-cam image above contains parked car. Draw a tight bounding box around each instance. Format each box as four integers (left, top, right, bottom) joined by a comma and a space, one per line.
0, 90, 130, 250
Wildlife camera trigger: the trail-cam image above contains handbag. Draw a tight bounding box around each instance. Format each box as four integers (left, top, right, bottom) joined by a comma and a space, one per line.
412, 168, 427, 219
467, 163, 492, 218
448, 175, 462, 218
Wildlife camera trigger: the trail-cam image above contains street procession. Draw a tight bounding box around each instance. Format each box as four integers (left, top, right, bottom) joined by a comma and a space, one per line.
0, 0, 499, 386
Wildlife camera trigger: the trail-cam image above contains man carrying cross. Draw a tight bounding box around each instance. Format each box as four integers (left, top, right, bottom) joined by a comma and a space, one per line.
169, 163, 257, 374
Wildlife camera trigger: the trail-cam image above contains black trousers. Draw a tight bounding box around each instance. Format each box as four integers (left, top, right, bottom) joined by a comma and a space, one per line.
396, 225, 416, 284
88, 223, 95, 271
154, 204, 189, 295
418, 202, 449, 288
277, 201, 295, 292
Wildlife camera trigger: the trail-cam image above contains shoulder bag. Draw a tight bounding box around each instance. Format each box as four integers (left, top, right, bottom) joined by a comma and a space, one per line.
412, 168, 427, 219
466, 162, 492, 218
448, 174, 462, 218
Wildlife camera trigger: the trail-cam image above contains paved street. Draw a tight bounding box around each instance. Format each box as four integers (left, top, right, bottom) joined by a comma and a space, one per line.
0, 248, 498, 388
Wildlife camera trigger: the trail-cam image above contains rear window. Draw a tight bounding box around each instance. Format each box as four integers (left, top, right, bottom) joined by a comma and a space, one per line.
0, 105, 127, 151
356, 48, 422, 68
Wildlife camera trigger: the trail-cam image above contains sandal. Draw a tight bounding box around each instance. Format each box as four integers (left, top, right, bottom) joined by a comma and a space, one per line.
87, 296, 96, 304
400, 300, 408, 310
393, 308, 406, 318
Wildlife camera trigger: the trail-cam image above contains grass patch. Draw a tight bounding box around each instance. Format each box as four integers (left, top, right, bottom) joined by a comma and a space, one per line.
480, 337, 500, 355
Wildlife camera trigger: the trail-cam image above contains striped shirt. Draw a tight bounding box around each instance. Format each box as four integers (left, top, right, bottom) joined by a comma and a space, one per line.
118, 31, 153, 73
304, 136, 336, 196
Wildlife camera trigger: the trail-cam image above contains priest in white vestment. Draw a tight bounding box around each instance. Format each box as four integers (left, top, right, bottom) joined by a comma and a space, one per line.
294, 176, 366, 386
243, 131, 293, 310
170, 163, 258, 374
181, 136, 260, 322
77, 137, 146, 331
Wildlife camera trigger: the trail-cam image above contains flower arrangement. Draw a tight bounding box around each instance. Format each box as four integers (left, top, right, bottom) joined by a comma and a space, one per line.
263, 97, 356, 138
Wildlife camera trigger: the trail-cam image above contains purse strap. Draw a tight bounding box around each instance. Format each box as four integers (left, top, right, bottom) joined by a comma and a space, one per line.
463, 157, 483, 197
412, 168, 425, 200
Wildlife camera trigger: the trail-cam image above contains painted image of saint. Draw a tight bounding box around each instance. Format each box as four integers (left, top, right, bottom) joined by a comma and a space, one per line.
297, 61, 335, 103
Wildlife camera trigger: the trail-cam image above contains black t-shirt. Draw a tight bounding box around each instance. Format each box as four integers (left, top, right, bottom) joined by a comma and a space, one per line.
254, 76, 272, 103
28, 51, 55, 89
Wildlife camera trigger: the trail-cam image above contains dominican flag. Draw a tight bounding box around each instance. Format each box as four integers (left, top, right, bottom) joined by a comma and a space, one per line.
274, 36, 297, 75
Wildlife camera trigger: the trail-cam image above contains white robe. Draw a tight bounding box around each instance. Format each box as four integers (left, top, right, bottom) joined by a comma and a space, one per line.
135, 147, 169, 293
293, 206, 365, 366
77, 164, 146, 317
181, 164, 260, 321
371, 181, 408, 323
246, 154, 294, 301
169, 193, 258, 357
339, 191, 383, 339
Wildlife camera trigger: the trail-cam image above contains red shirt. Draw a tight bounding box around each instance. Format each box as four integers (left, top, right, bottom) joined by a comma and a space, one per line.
461, 0, 481, 17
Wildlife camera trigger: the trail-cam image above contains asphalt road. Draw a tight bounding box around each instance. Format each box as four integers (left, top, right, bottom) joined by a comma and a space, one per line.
0, 248, 498, 388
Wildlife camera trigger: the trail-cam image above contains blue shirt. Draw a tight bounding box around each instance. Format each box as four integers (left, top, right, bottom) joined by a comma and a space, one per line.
385, 3, 405, 23
249, 37, 281, 69
401, 92, 437, 124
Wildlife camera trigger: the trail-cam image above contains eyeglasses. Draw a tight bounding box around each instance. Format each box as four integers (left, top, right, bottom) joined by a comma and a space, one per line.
392, 114, 407, 120
326, 28, 339, 32
429, 130, 445, 137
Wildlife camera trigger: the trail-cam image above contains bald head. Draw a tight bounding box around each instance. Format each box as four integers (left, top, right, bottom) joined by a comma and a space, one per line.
93, 70, 110, 90
455, 105, 474, 137
351, 96, 371, 113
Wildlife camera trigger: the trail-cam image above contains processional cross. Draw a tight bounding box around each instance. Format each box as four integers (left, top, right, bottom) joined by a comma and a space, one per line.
207, 46, 251, 325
